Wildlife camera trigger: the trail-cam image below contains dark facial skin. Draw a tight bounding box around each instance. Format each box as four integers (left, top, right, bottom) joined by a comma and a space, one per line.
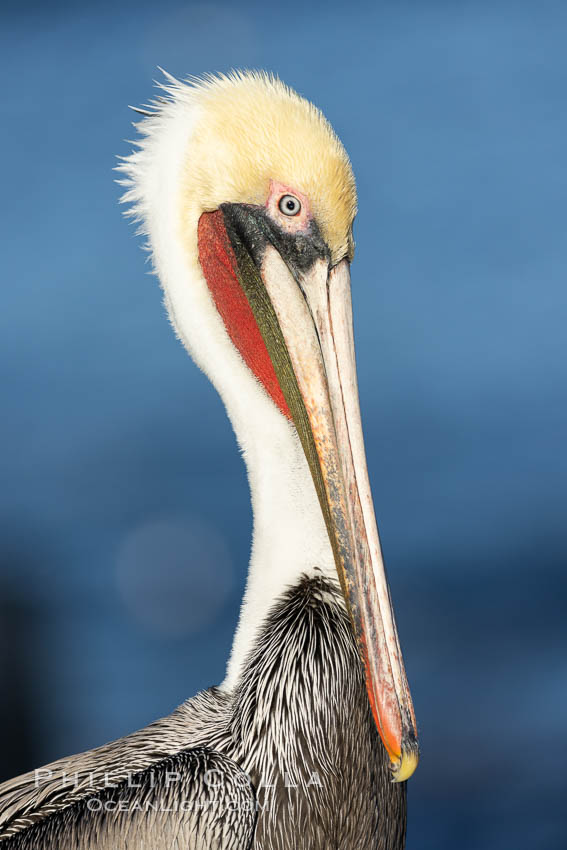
220, 202, 330, 283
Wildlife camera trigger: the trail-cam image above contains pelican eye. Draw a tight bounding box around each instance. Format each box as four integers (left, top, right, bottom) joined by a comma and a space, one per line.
278, 194, 301, 216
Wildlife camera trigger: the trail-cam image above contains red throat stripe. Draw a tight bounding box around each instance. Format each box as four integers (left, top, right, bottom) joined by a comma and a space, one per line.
198, 210, 291, 420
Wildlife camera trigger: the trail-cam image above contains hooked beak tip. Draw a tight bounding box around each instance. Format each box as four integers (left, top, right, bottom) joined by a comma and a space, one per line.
390, 746, 419, 783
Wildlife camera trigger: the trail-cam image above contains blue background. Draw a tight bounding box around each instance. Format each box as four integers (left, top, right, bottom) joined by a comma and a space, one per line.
1, 1, 566, 847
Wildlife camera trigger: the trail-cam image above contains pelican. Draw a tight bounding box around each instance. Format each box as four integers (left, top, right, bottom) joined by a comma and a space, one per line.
0, 71, 419, 849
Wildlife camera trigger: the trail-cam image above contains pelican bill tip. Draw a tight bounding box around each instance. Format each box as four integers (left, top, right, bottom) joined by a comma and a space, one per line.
390, 747, 419, 783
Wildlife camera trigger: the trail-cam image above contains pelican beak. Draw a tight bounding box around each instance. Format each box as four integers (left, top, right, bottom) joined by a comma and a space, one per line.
210, 204, 419, 781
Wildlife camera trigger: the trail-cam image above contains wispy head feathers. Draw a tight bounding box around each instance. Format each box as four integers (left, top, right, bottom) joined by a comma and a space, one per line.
117, 70, 357, 265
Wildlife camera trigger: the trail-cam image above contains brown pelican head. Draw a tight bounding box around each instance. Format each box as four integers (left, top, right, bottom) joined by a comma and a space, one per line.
119, 70, 418, 782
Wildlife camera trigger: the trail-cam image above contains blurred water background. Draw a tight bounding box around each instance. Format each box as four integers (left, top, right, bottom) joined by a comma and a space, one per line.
1, 1, 566, 847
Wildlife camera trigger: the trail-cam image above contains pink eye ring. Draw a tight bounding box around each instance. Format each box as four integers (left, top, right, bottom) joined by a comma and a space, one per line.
278, 194, 301, 216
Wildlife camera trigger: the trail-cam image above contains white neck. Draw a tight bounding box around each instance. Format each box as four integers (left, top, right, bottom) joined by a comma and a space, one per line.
222, 399, 336, 691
